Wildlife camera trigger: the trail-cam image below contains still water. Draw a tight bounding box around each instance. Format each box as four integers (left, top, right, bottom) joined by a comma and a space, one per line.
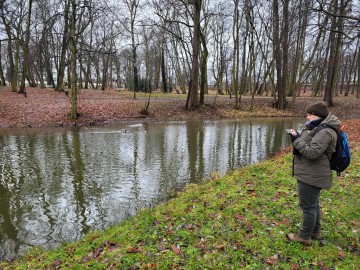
0, 118, 303, 261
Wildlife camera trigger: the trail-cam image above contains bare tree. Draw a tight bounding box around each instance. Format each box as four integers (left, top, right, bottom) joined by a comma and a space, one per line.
96, 17, 117, 91
231, 0, 241, 108
121, 0, 142, 98
69, 0, 78, 118
324, 0, 348, 106
160, 31, 168, 93
289, 0, 330, 105
0, 40, 6, 86
34, 3, 53, 88
0, 0, 25, 92
210, 6, 230, 95
272, 0, 289, 110
186, 0, 202, 109
199, 0, 212, 106
358, 46, 360, 98
55, 0, 71, 92
169, 29, 189, 94
69, 0, 92, 119
19, 0, 35, 95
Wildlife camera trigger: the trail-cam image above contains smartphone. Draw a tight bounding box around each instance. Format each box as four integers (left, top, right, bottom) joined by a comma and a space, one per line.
285, 129, 292, 133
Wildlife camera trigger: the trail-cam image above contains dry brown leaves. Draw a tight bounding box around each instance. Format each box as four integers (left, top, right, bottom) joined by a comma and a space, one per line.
0, 87, 359, 147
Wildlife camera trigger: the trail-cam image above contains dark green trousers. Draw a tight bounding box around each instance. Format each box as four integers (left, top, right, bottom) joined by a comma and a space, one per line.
297, 180, 322, 239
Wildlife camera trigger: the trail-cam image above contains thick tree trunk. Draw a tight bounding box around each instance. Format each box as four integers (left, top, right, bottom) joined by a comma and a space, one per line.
187, 0, 202, 109
272, 0, 288, 110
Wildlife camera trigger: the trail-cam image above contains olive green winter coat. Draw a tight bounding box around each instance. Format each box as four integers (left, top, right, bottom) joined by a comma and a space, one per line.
292, 113, 341, 189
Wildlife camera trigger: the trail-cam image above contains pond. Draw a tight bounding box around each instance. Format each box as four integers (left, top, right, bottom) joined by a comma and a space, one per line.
0, 118, 304, 261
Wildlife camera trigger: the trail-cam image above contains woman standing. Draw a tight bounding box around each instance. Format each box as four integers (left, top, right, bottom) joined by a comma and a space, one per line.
286, 101, 340, 245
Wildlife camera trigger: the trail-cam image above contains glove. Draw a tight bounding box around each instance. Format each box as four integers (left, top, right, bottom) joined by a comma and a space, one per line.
292, 148, 300, 156
289, 132, 300, 143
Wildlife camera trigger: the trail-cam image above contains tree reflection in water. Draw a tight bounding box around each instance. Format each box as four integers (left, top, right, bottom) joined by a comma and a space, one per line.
0, 118, 303, 261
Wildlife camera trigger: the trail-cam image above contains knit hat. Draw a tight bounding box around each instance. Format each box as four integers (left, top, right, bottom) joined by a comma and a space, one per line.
306, 101, 329, 118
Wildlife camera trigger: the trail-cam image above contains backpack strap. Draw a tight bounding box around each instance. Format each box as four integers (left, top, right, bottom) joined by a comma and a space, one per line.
314, 124, 338, 161
314, 124, 336, 133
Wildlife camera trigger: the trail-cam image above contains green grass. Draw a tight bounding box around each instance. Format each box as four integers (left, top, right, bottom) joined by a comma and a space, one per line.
2, 150, 359, 269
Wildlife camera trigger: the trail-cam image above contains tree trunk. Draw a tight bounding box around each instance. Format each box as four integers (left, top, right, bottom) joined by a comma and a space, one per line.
272, 0, 288, 110
70, 0, 78, 119
324, 0, 345, 106
0, 41, 6, 86
19, 0, 34, 94
161, 36, 168, 93
172, 37, 186, 94
0, 3, 17, 92
84, 22, 94, 89
289, 0, 306, 99
56, 0, 70, 92
273, 0, 282, 108
280, 0, 289, 108
344, 45, 357, 96
291, 1, 329, 105
357, 44, 360, 98
101, 33, 114, 91
187, 0, 202, 109
42, 34, 55, 87
232, 0, 240, 109
199, 31, 208, 106
324, 30, 338, 105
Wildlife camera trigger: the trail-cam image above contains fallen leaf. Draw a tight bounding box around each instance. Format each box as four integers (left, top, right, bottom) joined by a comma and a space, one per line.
353, 220, 360, 226
171, 245, 181, 255
51, 259, 62, 268
338, 251, 346, 260
126, 246, 140, 253
215, 244, 225, 249
146, 262, 156, 269
233, 213, 246, 221
264, 254, 279, 265
290, 263, 300, 270
107, 245, 120, 252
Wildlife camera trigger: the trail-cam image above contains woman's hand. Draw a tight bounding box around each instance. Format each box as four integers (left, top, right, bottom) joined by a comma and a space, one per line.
289, 129, 300, 142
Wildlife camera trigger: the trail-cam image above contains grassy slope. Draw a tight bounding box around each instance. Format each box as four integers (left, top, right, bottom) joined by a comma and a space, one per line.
1, 150, 359, 269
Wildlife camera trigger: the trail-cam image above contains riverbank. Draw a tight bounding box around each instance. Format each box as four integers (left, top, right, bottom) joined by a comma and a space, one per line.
1, 148, 359, 269
0, 87, 359, 128
1, 87, 359, 269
